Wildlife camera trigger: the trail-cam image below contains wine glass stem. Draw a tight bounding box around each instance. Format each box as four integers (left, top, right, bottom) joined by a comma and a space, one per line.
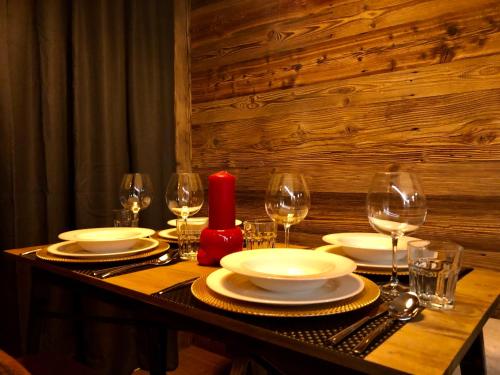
390, 236, 399, 287
283, 224, 291, 247
180, 216, 188, 237
132, 212, 139, 227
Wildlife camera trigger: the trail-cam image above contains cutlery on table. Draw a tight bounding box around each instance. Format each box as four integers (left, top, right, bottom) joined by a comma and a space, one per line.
92, 251, 178, 279
328, 302, 389, 344
21, 248, 42, 256
353, 293, 421, 354
153, 277, 199, 296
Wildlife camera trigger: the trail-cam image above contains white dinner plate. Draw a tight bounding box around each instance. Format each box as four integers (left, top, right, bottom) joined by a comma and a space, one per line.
158, 228, 178, 240
47, 238, 159, 258
321, 232, 419, 263
206, 268, 364, 305
166, 218, 242, 227
315, 244, 409, 270
58, 227, 155, 252
220, 249, 356, 293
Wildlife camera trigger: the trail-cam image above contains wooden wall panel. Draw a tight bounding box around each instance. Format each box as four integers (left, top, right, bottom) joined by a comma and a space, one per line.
188, 0, 500, 252
174, 0, 193, 172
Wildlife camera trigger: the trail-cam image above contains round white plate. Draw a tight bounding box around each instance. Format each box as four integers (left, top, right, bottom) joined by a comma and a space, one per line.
321, 232, 418, 262
158, 228, 178, 240
206, 268, 364, 305
167, 218, 242, 227
221, 248, 356, 280
58, 227, 155, 252
48, 238, 159, 258
222, 247, 355, 293
315, 244, 409, 270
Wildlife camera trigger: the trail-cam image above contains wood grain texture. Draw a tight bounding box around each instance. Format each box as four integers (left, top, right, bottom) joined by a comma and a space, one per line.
188, 0, 500, 253
367, 268, 499, 374
174, 0, 193, 172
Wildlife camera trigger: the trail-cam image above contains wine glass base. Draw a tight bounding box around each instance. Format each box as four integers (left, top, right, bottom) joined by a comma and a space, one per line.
380, 282, 409, 297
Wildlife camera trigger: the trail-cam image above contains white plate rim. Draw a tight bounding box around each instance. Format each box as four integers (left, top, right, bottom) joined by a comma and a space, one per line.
167, 218, 242, 227
158, 228, 178, 240
315, 244, 409, 269
58, 227, 156, 242
206, 268, 364, 305
47, 238, 159, 258
220, 248, 356, 281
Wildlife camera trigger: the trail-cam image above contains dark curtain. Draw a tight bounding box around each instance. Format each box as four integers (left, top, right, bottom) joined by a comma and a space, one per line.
0, 0, 176, 373
0, 0, 175, 251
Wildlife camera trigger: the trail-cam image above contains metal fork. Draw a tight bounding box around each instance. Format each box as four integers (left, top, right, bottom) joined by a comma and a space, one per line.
21, 248, 42, 256
153, 277, 198, 296
92, 251, 178, 279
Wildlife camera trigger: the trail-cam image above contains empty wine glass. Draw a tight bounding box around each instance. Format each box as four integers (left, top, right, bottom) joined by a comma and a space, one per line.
119, 173, 153, 226
367, 171, 427, 296
165, 172, 204, 227
265, 173, 310, 247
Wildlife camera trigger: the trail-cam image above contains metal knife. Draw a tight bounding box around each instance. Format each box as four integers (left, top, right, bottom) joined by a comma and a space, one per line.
328, 302, 389, 344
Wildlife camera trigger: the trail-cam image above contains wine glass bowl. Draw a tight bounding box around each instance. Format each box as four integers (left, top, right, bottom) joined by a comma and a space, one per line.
165, 173, 204, 222
367, 171, 427, 296
265, 173, 310, 247
119, 173, 153, 226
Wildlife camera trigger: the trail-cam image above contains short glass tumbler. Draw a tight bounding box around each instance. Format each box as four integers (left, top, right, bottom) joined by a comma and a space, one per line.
408, 239, 464, 310
113, 209, 137, 227
243, 219, 278, 250
176, 219, 201, 261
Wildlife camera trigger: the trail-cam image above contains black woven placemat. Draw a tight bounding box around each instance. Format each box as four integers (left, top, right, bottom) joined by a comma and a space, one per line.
150, 267, 473, 359
152, 281, 402, 358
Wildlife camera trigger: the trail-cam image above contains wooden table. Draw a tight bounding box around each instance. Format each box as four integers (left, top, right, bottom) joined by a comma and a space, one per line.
4, 246, 499, 374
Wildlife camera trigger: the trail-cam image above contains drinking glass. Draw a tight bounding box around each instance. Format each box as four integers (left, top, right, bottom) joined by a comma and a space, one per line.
265, 173, 310, 247
119, 173, 153, 226
367, 171, 427, 296
165, 172, 204, 227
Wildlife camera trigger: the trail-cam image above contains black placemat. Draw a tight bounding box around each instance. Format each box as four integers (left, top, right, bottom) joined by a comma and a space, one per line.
152, 282, 401, 358
150, 266, 473, 359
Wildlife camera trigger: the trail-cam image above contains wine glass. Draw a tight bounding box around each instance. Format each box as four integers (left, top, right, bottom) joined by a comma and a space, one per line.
165, 172, 204, 227
119, 173, 153, 226
367, 171, 427, 296
265, 173, 310, 248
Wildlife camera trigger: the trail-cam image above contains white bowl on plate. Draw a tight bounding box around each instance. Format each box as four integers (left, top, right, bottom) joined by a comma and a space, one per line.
58, 227, 155, 252
322, 233, 419, 262
220, 248, 357, 293
167, 217, 242, 230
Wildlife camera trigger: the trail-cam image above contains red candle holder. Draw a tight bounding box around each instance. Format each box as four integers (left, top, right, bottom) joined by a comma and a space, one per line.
197, 227, 243, 266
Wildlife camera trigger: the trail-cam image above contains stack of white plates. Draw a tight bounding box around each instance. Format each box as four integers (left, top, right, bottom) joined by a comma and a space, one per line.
319, 233, 420, 273
206, 248, 363, 306
158, 217, 242, 240
48, 227, 157, 259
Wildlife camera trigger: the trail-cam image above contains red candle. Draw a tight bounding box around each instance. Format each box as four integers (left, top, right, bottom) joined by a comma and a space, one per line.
198, 171, 242, 266
208, 171, 235, 229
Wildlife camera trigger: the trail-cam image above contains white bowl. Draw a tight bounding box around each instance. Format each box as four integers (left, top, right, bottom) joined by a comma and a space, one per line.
322, 233, 419, 262
167, 217, 242, 230
58, 227, 155, 252
220, 249, 357, 293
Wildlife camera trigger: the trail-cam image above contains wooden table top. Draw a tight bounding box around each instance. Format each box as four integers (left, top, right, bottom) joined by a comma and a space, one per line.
5, 245, 499, 374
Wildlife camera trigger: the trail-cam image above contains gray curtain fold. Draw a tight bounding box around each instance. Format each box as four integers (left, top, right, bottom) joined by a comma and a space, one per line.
0, 0, 175, 250
1, 1, 176, 373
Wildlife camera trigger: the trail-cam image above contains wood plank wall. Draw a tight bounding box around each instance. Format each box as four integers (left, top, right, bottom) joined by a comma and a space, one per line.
187, 0, 500, 253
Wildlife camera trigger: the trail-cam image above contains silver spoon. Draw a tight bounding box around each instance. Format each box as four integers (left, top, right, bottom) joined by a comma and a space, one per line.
92, 251, 177, 279
353, 292, 421, 354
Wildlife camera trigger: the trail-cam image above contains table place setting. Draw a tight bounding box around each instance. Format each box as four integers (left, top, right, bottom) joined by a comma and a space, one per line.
189, 248, 381, 317
317, 232, 419, 275
33, 226, 170, 265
